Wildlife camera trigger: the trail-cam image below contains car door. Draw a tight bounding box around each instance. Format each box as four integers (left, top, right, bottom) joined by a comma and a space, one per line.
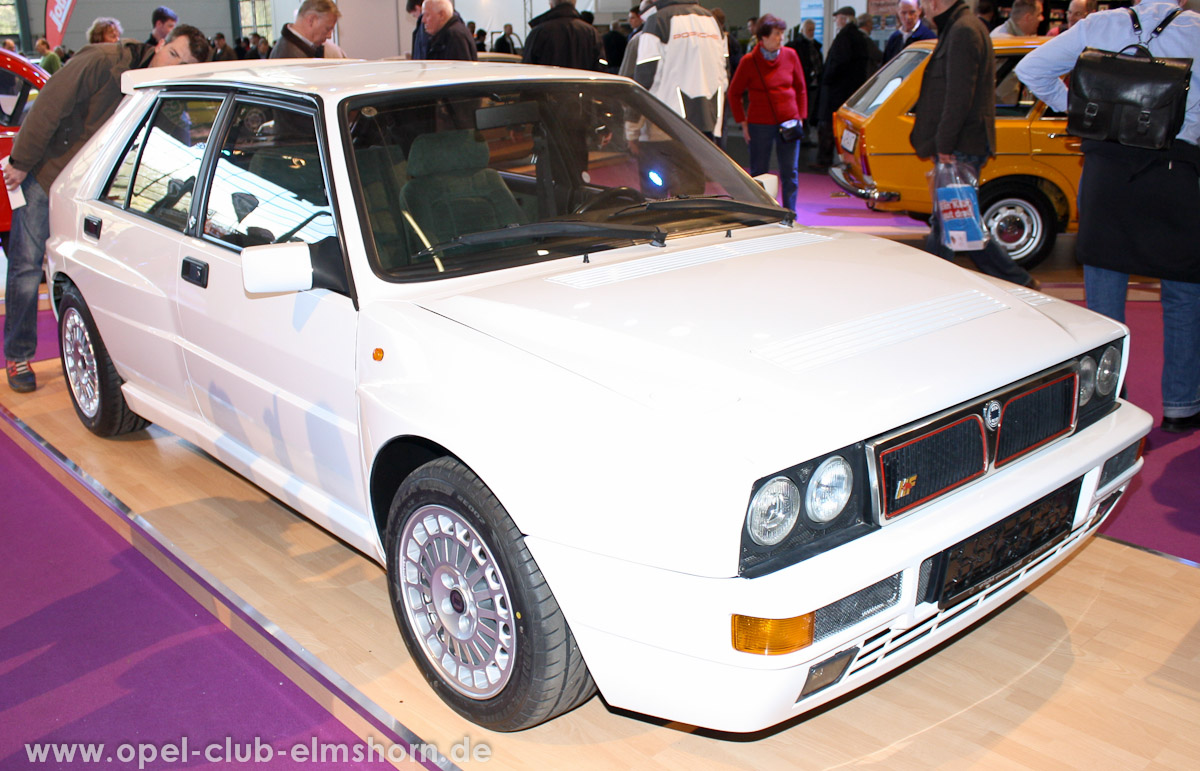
82, 93, 226, 412
174, 95, 365, 518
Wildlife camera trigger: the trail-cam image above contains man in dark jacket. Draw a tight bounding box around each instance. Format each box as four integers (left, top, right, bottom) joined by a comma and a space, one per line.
883, 0, 936, 63
3, 28, 211, 392
270, 0, 346, 59
492, 23, 519, 54
601, 21, 627, 73
524, 0, 602, 70
910, 0, 1035, 288
787, 20, 822, 145
814, 7, 870, 168
423, 0, 478, 61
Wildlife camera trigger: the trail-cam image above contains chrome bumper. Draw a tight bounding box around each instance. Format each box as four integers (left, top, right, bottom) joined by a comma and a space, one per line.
829, 166, 900, 203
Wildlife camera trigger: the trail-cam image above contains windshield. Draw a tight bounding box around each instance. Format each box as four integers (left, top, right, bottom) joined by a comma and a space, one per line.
844, 48, 929, 117
343, 80, 782, 280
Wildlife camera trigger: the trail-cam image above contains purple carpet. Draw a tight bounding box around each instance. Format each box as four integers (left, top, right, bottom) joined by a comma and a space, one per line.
0, 427, 401, 770
33, 310, 58, 363
1094, 302, 1200, 565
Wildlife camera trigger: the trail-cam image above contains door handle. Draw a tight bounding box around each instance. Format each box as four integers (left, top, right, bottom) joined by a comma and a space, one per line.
83, 215, 102, 239
181, 256, 209, 288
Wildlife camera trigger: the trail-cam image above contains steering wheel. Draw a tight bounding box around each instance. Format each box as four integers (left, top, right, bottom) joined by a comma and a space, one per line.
573, 186, 644, 214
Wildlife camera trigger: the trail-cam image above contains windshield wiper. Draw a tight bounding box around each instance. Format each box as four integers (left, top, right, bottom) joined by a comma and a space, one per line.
411, 220, 666, 261
609, 195, 794, 226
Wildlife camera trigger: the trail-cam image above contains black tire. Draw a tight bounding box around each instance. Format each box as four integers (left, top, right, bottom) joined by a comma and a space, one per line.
58, 284, 149, 436
978, 181, 1058, 270
384, 457, 595, 731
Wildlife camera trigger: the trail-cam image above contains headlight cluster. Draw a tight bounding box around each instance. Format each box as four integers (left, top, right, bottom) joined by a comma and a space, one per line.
1076, 339, 1124, 431
741, 444, 873, 577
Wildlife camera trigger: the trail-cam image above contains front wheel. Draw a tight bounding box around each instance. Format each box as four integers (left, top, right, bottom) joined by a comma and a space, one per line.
58, 284, 149, 436
384, 458, 595, 731
978, 182, 1058, 270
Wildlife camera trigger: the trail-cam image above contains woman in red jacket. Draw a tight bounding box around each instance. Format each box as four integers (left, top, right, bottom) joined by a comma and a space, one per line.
727, 15, 808, 211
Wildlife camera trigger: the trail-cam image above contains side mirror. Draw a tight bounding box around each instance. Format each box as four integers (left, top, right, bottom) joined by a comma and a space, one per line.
753, 172, 779, 201
242, 242, 313, 294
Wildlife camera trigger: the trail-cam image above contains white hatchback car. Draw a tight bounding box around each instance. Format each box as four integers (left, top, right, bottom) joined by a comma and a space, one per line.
46, 59, 1151, 734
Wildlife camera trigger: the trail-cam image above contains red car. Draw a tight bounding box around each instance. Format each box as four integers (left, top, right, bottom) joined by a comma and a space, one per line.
0, 48, 49, 238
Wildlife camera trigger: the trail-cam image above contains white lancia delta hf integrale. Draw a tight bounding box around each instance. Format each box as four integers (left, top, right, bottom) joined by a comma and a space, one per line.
44, 59, 1151, 733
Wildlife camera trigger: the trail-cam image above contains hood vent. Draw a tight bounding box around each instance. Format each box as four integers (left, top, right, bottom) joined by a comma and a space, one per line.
546, 231, 832, 289
754, 290, 1010, 373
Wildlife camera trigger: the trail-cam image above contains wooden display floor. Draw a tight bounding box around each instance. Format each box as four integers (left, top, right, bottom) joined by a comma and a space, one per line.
5, 357, 1200, 770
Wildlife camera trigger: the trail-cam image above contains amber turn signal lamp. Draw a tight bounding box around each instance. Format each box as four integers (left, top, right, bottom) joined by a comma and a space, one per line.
373, 348, 384, 361
731, 613, 814, 655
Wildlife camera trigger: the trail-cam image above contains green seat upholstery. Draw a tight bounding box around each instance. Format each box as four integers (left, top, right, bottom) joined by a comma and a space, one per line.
399, 129, 526, 260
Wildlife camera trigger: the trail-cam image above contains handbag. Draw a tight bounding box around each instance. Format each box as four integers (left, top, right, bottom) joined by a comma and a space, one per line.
1067, 8, 1192, 150
751, 52, 801, 142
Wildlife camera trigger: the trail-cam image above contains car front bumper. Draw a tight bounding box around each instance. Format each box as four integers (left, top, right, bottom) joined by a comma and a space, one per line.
525, 402, 1151, 732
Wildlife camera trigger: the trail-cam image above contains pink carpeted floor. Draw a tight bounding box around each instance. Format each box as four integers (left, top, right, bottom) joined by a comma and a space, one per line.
1093, 302, 1200, 564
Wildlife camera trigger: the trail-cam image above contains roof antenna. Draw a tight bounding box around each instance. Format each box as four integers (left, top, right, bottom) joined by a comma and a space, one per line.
583, 253, 590, 263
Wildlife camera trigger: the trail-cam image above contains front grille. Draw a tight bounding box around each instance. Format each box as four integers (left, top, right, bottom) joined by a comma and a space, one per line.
996, 374, 1077, 465
870, 364, 1078, 522
878, 416, 986, 518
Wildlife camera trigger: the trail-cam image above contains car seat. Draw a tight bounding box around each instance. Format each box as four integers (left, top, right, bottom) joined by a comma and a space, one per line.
398, 129, 526, 264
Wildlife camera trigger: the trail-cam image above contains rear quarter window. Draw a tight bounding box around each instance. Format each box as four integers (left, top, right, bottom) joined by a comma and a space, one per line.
844, 49, 929, 117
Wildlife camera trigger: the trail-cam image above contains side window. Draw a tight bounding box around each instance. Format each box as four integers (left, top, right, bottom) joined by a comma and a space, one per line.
203, 101, 335, 250
0, 72, 40, 127
996, 54, 1036, 118
103, 121, 149, 209
110, 96, 223, 231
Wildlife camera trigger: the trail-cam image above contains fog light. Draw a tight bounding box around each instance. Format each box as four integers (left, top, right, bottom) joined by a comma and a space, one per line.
799, 647, 858, 699
731, 613, 814, 655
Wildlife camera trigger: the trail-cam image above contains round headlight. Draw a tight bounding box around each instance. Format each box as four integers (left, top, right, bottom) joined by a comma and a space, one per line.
747, 476, 801, 546
1078, 355, 1097, 406
1097, 345, 1121, 396
806, 456, 853, 525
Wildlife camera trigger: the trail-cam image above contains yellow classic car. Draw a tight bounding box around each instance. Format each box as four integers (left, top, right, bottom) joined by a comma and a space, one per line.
831, 37, 1081, 269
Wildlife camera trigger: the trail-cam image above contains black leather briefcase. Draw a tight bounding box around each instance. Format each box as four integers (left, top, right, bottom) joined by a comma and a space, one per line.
1067, 9, 1192, 151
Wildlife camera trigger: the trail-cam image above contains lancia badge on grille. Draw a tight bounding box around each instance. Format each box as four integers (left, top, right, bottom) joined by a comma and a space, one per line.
983, 400, 1002, 431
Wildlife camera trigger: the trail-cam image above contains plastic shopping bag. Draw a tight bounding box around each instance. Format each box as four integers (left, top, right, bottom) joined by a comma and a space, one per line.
934, 161, 988, 252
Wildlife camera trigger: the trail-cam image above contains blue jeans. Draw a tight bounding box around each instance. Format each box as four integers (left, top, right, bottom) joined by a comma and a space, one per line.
924, 153, 1033, 287
748, 122, 800, 212
4, 176, 49, 363
1085, 265, 1200, 418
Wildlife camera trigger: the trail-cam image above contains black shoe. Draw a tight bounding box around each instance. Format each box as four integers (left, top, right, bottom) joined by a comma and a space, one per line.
1161, 412, 1200, 433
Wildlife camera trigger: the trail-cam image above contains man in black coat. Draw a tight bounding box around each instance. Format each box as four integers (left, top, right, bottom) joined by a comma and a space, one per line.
524, 0, 602, 70
910, 0, 1035, 288
423, 0, 478, 61
883, 0, 936, 64
814, 7, 870, 169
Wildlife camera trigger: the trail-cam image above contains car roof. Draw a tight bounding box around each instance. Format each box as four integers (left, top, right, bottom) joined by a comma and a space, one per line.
905, 35, 1047, 53
121, 58, 627, 99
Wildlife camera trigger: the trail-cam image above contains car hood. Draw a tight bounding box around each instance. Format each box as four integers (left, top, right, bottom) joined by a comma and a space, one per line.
416, 227, 1118, 469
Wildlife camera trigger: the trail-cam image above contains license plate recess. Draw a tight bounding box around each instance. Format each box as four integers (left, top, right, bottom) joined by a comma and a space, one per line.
931, 478, 1082, 609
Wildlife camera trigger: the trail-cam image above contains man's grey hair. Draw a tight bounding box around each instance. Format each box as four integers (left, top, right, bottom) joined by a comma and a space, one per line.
299, 0, 342, 17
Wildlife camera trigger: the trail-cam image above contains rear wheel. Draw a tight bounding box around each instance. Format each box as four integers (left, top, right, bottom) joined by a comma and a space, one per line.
58, 284, 149, 436
978, 181, 1058, 270
385, 457, 595, 731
